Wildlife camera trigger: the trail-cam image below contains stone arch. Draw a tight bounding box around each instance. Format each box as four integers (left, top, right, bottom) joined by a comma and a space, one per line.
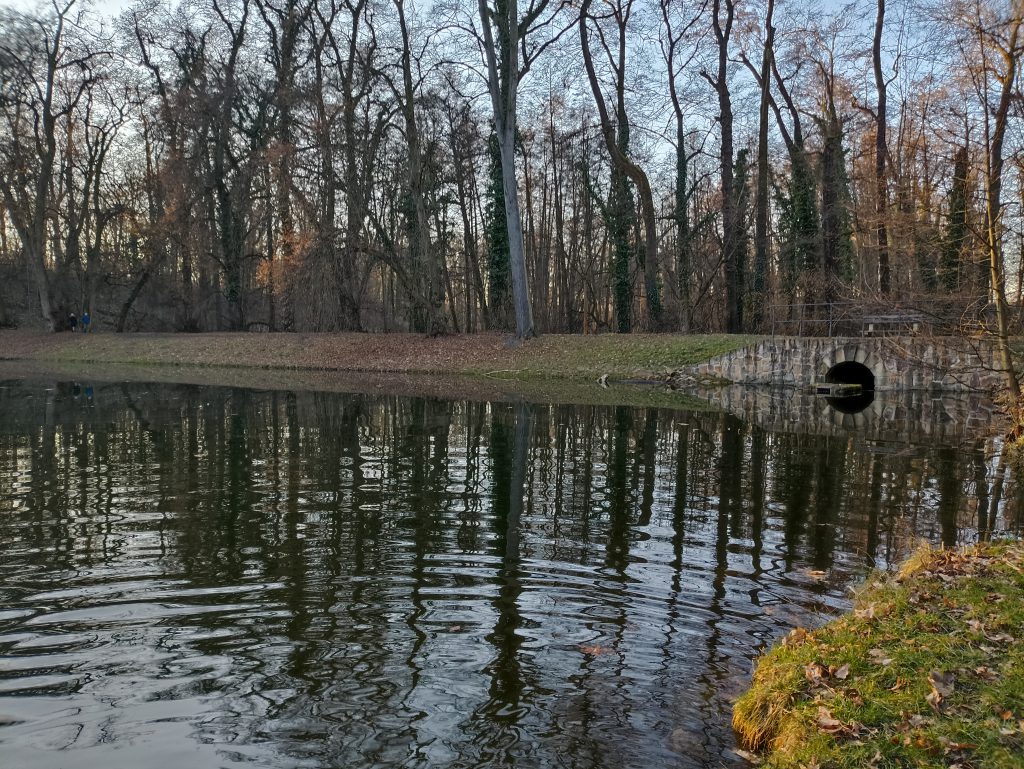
817, 344, 887, 390
823, 391, 887, 428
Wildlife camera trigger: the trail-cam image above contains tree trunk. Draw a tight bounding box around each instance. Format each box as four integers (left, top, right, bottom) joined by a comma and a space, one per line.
497, 128, 535, 339
983, 16, 1022, 401
873, 0, 891, 295
579, 0, 663, 331
478, 0, 536, 340
396, 0, 446, 335
707, 0, 740, 332
751, 0, 774, 329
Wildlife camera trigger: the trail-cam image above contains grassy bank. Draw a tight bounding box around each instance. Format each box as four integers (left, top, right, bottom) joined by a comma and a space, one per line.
0, 330, 752, 383
733, 542, 1024, 769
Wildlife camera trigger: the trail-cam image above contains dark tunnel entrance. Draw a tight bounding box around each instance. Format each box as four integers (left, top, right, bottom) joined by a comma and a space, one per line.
824, 360, 875, 414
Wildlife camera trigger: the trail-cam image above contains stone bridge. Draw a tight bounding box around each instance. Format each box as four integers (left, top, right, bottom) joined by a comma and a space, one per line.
698, 385, 997, 443
687, 336, 1002, 392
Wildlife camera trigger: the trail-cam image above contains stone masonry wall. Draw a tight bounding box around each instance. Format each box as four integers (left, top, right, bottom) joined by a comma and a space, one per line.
686, 336, 1002, 392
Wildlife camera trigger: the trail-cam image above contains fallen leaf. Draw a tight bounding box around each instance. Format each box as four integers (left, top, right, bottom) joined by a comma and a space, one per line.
579, 644, 606, 656
975, 666, 997, 681
784, 627, 811, 647
816, 706, 844, 733
805, 662, 828, 684
855, 604, 876, 620
869, 648, 894, 666
943, 740, 978, 751
833, 663, 850, 680
986, 632, 1016, 644
929, 670, 956, 698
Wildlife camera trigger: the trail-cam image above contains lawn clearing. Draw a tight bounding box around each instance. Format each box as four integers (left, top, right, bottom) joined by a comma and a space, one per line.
0, 331, 753, 383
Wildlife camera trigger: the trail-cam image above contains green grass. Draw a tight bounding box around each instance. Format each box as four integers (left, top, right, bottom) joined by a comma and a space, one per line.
0, 330, 756, 384
733, 541, 1024, 769
467, 334, 755, 381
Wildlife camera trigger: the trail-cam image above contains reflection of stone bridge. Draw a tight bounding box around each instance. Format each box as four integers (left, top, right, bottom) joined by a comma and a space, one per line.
700, 385, 997, 444
689, 336, 1002, 393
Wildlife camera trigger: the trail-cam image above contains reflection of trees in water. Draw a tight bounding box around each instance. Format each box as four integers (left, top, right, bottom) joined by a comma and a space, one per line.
0, 380, 1019, 768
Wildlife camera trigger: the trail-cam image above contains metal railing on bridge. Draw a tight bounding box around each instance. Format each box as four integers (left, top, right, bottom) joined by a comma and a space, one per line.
768, 299, 993, 338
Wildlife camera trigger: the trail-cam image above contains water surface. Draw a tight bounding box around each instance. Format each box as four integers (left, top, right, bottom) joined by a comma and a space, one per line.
0, 379, 1016, 768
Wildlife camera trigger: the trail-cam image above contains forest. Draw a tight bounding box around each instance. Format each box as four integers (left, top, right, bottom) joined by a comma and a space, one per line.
1, 0, 1022, 340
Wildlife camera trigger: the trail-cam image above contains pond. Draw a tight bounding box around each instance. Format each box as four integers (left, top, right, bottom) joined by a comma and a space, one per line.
0, 376, 1018, 768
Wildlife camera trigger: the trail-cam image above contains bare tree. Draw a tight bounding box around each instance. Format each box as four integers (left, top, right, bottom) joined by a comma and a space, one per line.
579, 0, 664, 332
701, 0, 742, 332
477, 0, 565, 340
0, 1, 105, 329
751, 0, 774, 328
659, 0, 705, 332
967, 1, 1024, 398
873, 0, 891, 295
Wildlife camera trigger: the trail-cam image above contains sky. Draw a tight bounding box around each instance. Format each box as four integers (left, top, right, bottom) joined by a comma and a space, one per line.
1, 0, 852, 17
1, 0, 133, 13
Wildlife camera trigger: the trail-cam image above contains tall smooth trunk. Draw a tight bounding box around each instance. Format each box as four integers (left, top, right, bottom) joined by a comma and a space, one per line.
752, 0, 774, 329
873, 0, 891, 295
498, 129, 535, 340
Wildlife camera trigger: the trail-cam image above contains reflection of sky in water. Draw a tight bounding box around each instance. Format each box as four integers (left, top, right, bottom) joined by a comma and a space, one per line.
0, 381, 1016, 769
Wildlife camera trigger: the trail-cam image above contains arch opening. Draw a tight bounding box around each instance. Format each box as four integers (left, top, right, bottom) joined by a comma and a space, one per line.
824, 360, 875, 414
826, 360, 875, 391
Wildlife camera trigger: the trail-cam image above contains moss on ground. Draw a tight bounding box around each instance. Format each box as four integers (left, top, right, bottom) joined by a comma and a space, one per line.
733, 542, 1024, 769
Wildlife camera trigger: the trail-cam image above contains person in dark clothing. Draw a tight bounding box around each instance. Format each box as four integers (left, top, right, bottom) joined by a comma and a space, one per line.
67, 313, 77, 332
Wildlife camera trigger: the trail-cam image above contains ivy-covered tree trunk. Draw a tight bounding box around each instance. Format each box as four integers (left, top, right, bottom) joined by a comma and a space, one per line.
790, 151, 820, 287
485, 131, 512, 329
579, 0, 662, 333
820, 114, 853, 304
941, 146, 969, 293
477, 0, 538, 341
608, 123, 635, 333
